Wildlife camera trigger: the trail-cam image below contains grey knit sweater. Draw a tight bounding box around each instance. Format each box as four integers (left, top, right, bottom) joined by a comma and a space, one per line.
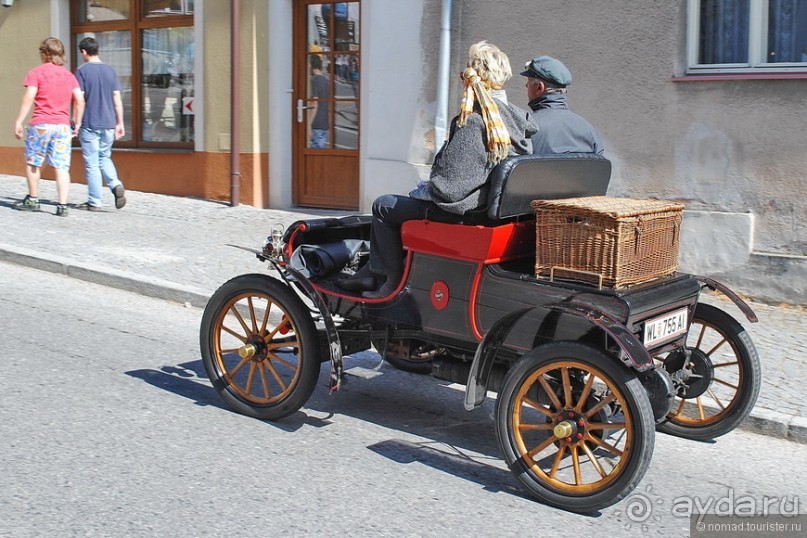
412, 98, 537, 215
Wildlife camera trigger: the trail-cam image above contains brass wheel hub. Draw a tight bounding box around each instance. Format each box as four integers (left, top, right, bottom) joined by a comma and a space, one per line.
238, 335, 268, 362
554, 410, 587, 444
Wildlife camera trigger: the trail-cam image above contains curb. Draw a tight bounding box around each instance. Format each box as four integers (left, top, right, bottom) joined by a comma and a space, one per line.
0, 242, 211, 309
1, 242, 803, 445
740, 408, 806, 445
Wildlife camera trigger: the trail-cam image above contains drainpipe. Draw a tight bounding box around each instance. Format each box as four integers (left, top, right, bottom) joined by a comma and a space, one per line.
230, 0, 241, 207
433, 0, 452, 149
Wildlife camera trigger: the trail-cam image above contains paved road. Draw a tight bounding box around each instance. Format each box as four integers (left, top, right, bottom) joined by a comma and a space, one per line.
0, 175, 805, 444
1, 264, 805, 538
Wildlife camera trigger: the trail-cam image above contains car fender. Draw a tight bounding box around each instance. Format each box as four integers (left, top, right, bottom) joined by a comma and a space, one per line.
694, 275, 758, 323
464, 301, 653, 410
269, 259, 344, 392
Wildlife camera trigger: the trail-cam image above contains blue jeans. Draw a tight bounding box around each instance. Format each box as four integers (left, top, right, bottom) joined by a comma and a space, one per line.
79, 127, 123, 207
310, 129, 329, 149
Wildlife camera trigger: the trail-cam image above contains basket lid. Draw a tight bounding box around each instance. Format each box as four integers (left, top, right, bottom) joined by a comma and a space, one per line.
531, 195, 684, 218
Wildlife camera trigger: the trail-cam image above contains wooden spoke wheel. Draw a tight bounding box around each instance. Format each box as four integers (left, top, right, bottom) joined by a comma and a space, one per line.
657, 303, 761, 440
495, 342, 654, 513
200, 274, 321, 420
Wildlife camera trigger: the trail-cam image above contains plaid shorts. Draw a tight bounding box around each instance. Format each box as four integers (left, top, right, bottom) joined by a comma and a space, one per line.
25, 124, 73, 171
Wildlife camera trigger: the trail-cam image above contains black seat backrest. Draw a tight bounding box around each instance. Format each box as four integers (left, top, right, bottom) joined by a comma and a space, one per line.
483, 153, 612, 220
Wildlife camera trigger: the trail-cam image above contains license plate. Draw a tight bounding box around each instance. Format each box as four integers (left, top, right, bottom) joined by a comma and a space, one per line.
643, 307, 688, 347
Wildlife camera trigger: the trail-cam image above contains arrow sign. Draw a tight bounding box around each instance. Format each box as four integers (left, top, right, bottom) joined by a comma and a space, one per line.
182, 97, 194, 115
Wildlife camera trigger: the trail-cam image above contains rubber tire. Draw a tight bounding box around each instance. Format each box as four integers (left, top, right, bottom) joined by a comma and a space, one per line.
200, 273, 321, 420
495, 341, 655, 513
657, 303, 761, 440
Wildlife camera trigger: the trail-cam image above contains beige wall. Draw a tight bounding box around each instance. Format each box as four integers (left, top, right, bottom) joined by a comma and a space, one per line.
201, 0, 270, 204
0, 2, 54, 151
203, 0, 269, 155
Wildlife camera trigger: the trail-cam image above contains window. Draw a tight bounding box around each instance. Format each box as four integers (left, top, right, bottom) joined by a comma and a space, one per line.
687, 0, 807, 73
72, 0, 195, 148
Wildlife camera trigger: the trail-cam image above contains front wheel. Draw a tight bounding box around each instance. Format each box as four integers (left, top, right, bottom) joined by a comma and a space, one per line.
495, 342, 655, 513
657, 303, 761, 440
200, 274, 321, 420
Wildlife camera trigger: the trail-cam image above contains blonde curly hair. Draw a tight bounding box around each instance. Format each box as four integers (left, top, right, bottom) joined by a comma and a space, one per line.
466, 40, 512, 90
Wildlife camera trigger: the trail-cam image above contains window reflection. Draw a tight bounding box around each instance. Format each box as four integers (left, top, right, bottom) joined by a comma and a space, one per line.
334, 53, 359, 93
311, 2, 360, 51
76, 31, 133, 142
141, 27, 195, 142
76, 0, 128, 22
334, 101, 358, 149
305, 3, 359, 151
307, 53, 331, 149
144, 0, 194, 17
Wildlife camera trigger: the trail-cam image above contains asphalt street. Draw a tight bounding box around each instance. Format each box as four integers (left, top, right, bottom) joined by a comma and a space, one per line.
1, 264, 805, 538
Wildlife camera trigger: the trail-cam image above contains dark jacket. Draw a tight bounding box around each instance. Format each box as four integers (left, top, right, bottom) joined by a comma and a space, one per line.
413, 98, 537, 215
528, 92, 603, 156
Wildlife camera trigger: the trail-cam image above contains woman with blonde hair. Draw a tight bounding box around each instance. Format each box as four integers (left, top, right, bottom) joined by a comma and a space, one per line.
13, 37, 85, 216
338, 40, 537, 298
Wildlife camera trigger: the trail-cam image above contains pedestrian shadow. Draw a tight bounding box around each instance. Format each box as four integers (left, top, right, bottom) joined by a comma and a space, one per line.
126, 359, 223, 410
0, 196, 57, 211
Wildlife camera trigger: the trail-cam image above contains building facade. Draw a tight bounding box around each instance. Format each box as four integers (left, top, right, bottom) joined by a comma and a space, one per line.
0, 0, 804, 303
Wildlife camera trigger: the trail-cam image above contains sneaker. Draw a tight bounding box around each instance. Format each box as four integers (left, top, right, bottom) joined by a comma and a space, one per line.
112, 185, 126, 209
55, 204, 68, 217
13, 195, 40, 211
76, 202, 102, 212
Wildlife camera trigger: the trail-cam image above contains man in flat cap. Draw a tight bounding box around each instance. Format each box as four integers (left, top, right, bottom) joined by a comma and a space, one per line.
521, 55, 603, 155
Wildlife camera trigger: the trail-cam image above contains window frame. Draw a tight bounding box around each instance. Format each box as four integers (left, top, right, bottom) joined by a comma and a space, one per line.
687, 0, 807, 75
70, 0, 195, 150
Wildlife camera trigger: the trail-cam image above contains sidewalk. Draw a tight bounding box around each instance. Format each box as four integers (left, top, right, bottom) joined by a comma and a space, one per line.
1, 174, 805, 443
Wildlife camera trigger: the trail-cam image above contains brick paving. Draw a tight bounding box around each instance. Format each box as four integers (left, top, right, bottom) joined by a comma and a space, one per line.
1, 174, 804, 442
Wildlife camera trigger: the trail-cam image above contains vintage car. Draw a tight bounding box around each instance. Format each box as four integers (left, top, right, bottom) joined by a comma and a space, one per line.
199, 154, 760, 513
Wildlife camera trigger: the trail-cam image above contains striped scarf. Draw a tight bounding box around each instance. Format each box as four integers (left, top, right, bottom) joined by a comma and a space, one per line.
457, 67, 511, 165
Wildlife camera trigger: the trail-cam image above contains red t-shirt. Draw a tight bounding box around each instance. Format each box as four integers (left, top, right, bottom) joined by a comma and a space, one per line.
23, 62, 79, 126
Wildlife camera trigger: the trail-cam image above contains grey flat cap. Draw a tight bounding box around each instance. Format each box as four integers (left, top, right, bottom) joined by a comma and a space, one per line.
520, 55, 572, 86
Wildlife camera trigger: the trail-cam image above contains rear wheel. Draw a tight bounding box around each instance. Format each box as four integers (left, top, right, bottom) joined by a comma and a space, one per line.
495, 342, 655, 513
657, 303, 760, 440
200, 274, 321, 420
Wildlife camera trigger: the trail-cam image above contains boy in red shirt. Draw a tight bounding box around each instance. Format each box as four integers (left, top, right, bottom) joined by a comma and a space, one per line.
14, 37, 85, 216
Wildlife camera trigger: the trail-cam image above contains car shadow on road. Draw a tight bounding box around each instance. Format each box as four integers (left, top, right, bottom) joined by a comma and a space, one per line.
125, 354, 601, 514
125, 358, 336, 432
367, 438, 526, 498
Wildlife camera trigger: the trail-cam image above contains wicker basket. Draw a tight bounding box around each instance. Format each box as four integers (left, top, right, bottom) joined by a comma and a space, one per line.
531, 196, 685, 288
